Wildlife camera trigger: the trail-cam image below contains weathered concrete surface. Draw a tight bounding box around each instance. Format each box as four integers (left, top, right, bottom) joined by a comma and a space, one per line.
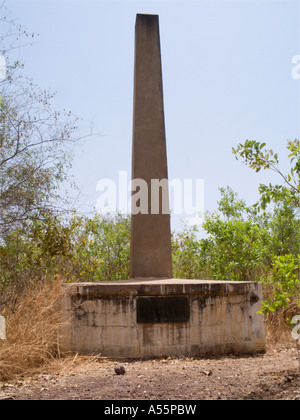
62, 280, 266, 358
131, 14, 172, 278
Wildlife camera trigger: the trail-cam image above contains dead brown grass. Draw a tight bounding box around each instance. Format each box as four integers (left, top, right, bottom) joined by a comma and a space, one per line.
41, 354, 110, 377
265, 311, 298, 351
0, 281, 67, 381
262, 283, 299, 349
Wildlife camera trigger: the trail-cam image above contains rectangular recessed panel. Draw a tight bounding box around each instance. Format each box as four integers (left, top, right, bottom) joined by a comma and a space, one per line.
137, 296, 190, 323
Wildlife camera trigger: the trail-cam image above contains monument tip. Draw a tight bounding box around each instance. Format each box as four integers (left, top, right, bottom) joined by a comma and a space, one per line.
136, 13, 159, 21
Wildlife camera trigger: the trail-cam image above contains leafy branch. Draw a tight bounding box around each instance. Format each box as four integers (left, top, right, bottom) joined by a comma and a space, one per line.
233, 139, 300, 209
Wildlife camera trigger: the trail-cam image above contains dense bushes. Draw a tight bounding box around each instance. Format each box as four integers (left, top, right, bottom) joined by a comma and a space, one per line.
0, 213, 131, 310
173, 187, 299, 316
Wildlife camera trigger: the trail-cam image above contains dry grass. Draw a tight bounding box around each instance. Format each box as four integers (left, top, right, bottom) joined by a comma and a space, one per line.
263, 283, 299, 348
0, 281, 67, 381
265, 310, 298, 350
40, 354, 110, 378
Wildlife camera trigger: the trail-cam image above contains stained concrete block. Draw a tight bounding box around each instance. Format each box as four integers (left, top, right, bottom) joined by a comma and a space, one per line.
61, 279, 266, 358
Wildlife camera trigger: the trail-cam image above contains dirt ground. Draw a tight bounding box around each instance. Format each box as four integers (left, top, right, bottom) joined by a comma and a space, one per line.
0, 345, 299, 401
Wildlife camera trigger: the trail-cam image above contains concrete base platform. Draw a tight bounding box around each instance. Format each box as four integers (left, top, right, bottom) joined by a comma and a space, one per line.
62, 279, 265, 358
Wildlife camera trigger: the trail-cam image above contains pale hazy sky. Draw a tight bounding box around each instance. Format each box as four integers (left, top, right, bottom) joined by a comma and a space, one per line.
4, 0, 300, 231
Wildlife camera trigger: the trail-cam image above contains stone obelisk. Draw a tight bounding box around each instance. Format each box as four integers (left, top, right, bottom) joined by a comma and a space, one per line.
62, 15, 265, 359
130, 14, 173, 279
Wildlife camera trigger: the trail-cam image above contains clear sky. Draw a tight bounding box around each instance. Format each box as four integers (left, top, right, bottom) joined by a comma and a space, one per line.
4, 0, 300, 231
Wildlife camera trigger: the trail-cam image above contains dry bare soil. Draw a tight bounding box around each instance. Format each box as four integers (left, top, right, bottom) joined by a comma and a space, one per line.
1, 347, 299, 401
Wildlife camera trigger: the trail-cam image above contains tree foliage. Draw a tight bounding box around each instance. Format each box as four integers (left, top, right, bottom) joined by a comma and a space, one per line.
259, 254, 300, 315
172, 225, 204, 280
232, 139, 300, 313
0, 213, 131, 310
232, 139, 300, 209
0, 3, 84, 235
0, 87, 80, 235
71, 213, 131, 282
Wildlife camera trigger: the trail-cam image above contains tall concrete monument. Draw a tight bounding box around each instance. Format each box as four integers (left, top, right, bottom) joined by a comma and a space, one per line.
62, 14, 266, 358
131, 14, 172, 279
